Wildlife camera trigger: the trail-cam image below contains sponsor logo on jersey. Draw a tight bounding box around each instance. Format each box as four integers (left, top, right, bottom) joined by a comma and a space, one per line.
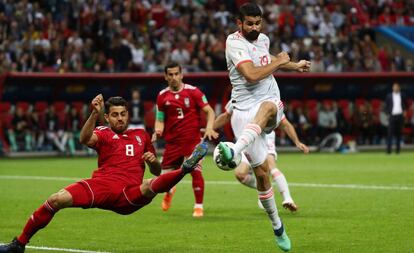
135, 136, 142, 145
184, 97, 190, 107
112, 135, 119, 139
165, 101, 171, 106
175, 94, 179, 99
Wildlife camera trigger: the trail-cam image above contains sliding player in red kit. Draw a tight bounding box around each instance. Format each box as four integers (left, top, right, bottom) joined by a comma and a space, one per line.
0, 95, 208, 253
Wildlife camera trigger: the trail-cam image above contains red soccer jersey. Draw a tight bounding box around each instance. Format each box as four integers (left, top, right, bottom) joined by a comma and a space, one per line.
91, 126, 155, 185
156, 84, 209, 142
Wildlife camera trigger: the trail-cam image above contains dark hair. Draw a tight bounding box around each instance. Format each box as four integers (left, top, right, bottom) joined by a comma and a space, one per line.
238, 2, 262, 21
164, 61, 182, 74
105, 96, 128, 113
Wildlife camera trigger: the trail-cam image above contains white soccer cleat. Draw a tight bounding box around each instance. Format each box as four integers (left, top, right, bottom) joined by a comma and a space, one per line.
282, 199, 298, 212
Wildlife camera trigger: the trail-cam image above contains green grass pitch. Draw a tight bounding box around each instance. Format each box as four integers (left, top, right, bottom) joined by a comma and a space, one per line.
1, 152, 414, 253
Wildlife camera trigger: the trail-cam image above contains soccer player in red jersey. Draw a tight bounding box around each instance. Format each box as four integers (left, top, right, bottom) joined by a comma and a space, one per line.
152, 62, 218, 218
0, 95, 208, 253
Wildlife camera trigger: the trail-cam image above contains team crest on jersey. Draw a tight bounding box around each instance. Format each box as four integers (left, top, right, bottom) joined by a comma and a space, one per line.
135, 136, 142, 145
184, 97, 190, 107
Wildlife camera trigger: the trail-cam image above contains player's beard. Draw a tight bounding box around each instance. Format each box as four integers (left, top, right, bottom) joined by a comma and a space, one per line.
243, 28, 260, 41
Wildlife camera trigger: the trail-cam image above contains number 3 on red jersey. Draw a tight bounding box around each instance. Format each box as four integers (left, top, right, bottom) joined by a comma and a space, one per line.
176, 108, 184, 119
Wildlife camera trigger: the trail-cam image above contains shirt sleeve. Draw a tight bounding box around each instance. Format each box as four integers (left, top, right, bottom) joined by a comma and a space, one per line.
92, 126, 108, 149
226, 38, 252, 68
224, 100, 233, 114
193, 88, 209, 109
155, 94, 165, 121
144, 131, 156, 155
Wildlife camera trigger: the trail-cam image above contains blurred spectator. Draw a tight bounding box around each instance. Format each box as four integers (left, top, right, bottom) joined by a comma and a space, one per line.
7, 107, 32, 151
385, 82, 407, 154
65, 107, 83, 156
353, 102, 374, 145
45, 105, 68, 153
128, 89, 145, 129
317, 102, 337, 140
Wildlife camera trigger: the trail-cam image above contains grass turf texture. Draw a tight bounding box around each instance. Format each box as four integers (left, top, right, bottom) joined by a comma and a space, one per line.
1, 152, 413, 253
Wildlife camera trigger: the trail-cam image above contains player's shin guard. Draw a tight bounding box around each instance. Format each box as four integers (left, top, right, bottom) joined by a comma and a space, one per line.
149, 169, 185, 193
258, 188, 282, 231
17, 200, 58, 245
191, 165, 204, 205
233, 123, 262, 155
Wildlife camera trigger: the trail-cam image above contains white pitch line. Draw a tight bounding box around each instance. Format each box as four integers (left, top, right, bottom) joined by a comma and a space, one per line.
1, 175, 413, 191
0, 244, 112, 253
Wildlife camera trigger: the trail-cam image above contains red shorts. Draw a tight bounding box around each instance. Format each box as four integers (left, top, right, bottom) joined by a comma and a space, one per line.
161, 138, 202, 169
65, 177, 154, 215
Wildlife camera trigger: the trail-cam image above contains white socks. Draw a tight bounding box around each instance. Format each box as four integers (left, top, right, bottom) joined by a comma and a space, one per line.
258, 187, 282, 230
271, 168, 292, 202
233, 123, 262, 155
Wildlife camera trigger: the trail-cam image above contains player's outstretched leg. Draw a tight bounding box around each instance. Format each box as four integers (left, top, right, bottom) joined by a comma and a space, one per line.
182, 141, 208, 173
0, 237, 25, 253
274, 224, 291, 252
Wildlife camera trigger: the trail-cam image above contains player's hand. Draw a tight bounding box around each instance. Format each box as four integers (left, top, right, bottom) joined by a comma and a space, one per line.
296, 60, 311, 72
274, 52, 290, 66
151, 130, 162, 143
204, 128, 219, 140
142, 152, 157, 163
91, 94, 104, 113
296, 142, 310, 154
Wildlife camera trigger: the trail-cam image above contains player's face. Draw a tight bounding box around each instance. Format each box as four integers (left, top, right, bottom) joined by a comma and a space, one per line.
238, 16, 262, 41
164, 66, 183, 91
105, 106, 129, 134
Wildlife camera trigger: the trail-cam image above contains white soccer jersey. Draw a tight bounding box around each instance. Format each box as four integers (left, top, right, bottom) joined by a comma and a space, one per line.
225, 31, 281, 110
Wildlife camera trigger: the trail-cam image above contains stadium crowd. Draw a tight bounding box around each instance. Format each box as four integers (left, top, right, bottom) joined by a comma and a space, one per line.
1, 98, 413, 154
0, 0, 413, 74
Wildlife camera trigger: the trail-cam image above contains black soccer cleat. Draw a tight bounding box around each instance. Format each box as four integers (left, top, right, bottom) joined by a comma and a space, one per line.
0, 237, 25, 253
182, 141, 208, 174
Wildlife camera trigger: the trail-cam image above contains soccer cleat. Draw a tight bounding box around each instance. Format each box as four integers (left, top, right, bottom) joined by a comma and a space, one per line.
0, 237, 25, 253
274, 226, 291, 252
161, 186, 176, 211
282, 200, 298, 212
217, 142, 239, 169
192, 207, 204, 218
182, 141, 208, 174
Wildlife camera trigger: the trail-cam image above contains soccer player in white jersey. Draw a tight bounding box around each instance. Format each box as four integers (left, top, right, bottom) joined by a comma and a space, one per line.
214, 101, 309, 212
217, 3, 310, 252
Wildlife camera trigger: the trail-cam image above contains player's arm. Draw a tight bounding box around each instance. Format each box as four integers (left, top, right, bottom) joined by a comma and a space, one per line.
202, 104, 219, 140
79, 94, 103, 147
142, 152, 161, 176
279, 118, 309, 154
151, 106, 165, 143
271, 55, 311, 72
213, 111, 231, 130
237, 52, 290, 83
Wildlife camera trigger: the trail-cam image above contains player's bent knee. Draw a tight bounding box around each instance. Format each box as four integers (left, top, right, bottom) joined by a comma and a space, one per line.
47, 189, 73, 209
141, 179, 156, 198
260, 101, 277, 116
234, 170, 247, 183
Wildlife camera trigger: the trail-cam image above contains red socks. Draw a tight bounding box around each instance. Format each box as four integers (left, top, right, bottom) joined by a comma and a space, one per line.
191, 165, 204, 204
150, 168, 185, 193
18, 201, 57, 245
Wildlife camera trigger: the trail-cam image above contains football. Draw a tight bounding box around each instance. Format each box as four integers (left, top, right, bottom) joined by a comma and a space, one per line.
213, 142, 243, 171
